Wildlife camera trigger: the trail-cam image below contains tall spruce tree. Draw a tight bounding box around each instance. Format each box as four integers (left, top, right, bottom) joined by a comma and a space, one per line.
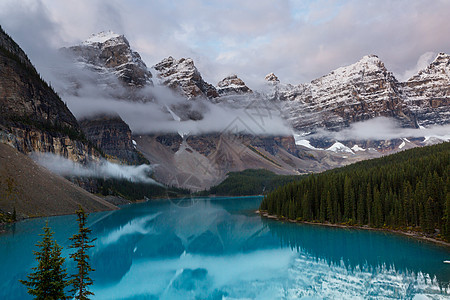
20, 221, 67, 299
69, 207, 96, 300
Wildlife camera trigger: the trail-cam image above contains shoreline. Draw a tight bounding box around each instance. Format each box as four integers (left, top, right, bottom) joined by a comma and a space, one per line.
257, 210, 450, 249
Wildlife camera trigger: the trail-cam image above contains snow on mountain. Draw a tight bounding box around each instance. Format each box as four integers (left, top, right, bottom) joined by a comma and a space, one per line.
295, 139, 320, 150
327, 142, 354, 154
351, 145, 366, 152
402, 52, 450, 126
265, 72, 280, 84
269, 54, 414, 132
153, 56, 218, 99
82, 31, 121, 45
64, 31, 153, 89
216, 74, 252, 95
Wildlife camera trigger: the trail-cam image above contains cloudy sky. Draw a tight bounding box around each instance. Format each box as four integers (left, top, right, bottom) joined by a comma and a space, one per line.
1, 0, 449, 88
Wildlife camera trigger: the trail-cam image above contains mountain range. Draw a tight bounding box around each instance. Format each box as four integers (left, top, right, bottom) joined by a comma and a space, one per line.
1, 29, 449, 202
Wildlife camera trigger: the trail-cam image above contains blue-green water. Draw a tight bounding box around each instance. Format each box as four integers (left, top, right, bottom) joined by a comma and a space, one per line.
1, 196, 449, 299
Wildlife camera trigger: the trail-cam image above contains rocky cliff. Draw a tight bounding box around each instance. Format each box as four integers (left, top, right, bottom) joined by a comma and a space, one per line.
153, 56, 218, 99
63, 31, 153, 89
0, 26, 99, 162
216, 75, 252, 95
79, 114, 145, 164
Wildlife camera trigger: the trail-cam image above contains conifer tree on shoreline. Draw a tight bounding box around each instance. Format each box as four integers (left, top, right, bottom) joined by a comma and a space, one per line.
68, 206, 96, 300
260, 142, 449, 241
19, 221, 68, 299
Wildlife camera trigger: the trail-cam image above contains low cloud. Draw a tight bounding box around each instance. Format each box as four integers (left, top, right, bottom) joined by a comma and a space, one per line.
47, 55, 292, 136
31, 152, 161, 185
310, 117, 450, 141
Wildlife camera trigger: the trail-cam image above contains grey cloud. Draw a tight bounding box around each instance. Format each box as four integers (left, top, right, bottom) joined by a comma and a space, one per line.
310, 117, 450, 141
1, 0, 450, 89
31, 152, 161, 185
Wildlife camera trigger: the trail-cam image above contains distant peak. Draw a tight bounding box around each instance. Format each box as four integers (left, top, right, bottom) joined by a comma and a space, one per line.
82, 31, 122, 45
358, 54, 382, 64
223, 74, 238, 80
434, 52, 450, 61
265, 72, 280, 83
154, 56, 196, 71
217, 74, 252, 94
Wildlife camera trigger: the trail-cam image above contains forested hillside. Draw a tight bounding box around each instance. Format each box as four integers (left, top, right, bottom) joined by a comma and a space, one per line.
260, 142, 450, 241
200, 169, 304, 196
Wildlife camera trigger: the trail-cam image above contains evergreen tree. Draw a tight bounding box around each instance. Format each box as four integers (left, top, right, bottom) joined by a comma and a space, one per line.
260, 142, 449, 241
20, 222, 67, 299
69, 207, 96, 300
443, 193, 450, 241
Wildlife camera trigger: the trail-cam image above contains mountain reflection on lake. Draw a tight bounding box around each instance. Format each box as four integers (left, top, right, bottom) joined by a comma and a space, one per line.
0, 196, 449, 299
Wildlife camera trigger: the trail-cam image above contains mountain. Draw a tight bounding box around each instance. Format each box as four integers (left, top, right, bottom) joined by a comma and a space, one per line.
216, 75, 252, 95
0, 26, 99, 162
0, 143, 116, 221
134, 133, 380, 191
153, 56, 219, 99
402, 52, 450, 126
267, 55, 416, 132
63, 31, 153, 89
0, 26, 125, 219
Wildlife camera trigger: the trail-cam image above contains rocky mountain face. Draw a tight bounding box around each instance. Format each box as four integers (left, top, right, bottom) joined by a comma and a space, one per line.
0, 26, 98, 162
268, 55, 417, 132
63, 31, 153, 89
216, 75, 252, 95
401, 53, 450, 126
79, 114, 145, 164
154, 56, 219, 99
134, 132, 381, 191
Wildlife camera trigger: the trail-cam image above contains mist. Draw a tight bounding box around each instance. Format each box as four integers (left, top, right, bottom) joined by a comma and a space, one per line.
45, 53, 293, 136
31, 152, 161, 185
309, 117, 450, 141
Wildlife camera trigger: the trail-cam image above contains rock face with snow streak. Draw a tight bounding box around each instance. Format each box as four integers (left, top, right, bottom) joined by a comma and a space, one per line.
401, 53, 450, 126
153, 56, 219, 99
64, 31, 153, 88
79, 114, 144, 164
269, 55, 416, 131
216, 75, 252, 95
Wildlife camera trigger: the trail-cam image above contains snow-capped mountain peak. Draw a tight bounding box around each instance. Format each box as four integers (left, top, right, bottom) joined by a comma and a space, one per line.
409, 52, 450, 81
312, 54, 385, 85
65, 31, 153, 90
265, 73, 280, 84
327, 142, 354, 154
153, 56, 218, 99
82, 30, 121, 45
216, 74, 252, 95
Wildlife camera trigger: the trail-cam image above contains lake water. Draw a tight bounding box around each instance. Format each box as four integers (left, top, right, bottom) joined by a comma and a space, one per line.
0, 196, 449, 299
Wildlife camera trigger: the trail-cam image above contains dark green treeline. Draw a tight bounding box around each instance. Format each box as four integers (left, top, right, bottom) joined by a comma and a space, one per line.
260, 142, 450, 241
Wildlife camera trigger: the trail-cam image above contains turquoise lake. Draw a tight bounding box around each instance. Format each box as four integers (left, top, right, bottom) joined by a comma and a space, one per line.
0, 196, 449, 299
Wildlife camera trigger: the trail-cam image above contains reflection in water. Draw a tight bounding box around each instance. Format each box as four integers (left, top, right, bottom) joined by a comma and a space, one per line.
0, 196, 449, 299
264, 219, 450, 287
